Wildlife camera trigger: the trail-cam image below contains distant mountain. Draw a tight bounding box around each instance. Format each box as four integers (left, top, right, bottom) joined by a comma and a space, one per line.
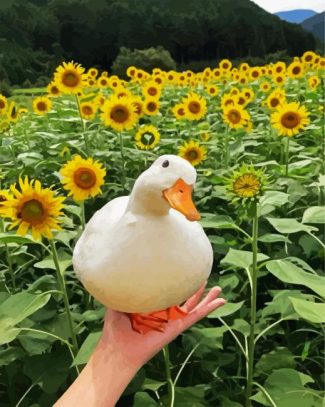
301, 12, 325, 42
275, 9, 317, 23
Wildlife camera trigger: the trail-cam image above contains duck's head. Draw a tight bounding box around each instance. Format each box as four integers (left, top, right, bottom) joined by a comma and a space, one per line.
128, 155, 200, 221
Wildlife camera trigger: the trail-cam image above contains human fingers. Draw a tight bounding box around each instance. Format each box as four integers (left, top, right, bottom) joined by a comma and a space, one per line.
182, 281, 207, 312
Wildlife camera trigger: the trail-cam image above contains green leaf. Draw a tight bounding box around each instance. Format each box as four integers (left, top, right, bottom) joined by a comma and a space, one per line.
23, 350, 70, 394
0, 292, 51, 327
260, 191, 289, 207
289, 297, 325, 324
256, 347, 296, 374
133, 392, 158, 407
190, 326, 227, 350
258, 233, 291, 243
0, 347, 25, 366
207, 301, 244, 319
73, 331, 101, 366
173, 385, 206, 406
200, 214, 237, 230
221, 249, 269, 269
142, 378, 166, 392
262, 290, 313, 319
251, 368, 321, 407
266, 260, 325, 298
266, 217, 318, 234
0, 232, 41, 245
34, 249, 72, 273
302, 206, 325, 224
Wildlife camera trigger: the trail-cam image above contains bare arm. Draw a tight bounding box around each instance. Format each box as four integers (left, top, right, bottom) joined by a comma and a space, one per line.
55, 285, 225, 407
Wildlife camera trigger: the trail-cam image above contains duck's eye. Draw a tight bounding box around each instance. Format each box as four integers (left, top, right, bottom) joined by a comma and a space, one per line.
162, 160, 169, 168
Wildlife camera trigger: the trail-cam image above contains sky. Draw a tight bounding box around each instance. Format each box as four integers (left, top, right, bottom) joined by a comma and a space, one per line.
251, 0, 325, 13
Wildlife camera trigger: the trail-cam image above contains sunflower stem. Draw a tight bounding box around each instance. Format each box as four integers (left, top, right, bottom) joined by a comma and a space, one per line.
245, 201, 259, 407
285, 136, 290, 177
119, 132, 127, 191
163, 345, 175, 407
0, 219, 16, 293
225, 127, 230, 166
80, 201, 86, 230
75, 95, 91, 157
49, 239, 79, 360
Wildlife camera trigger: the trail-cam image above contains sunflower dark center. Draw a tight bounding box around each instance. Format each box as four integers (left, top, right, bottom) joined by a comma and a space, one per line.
141, 132, 155, 146
281, 112, 300, 129
228, 110, 241, 124
178, 107, 185, 116
270, 98, 279, 108
147, 102, 157, 112
188, 101, 201, 114
20, 199, 45, 224
37, 102, 47, 111
292, 66, 300, 75
110, 106, 129, 123
82, 105, 93, 116
148, 87, 158, 96
305, 55, 312, 62
74, 167, 97, 189
0, 100, 5, 109
63, 71, 79, 87
186, 149, 199, 160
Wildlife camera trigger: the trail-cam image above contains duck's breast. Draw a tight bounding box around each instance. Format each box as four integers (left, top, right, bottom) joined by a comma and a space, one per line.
76, 207, 213, 313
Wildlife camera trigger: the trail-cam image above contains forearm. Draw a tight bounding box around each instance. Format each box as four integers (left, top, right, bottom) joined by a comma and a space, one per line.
54, 340, 139, 407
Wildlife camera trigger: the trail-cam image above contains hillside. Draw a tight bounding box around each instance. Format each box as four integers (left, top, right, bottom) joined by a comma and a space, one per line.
275, 9, 317, 23
0, 0, 317, 86
301, 12, 325, 42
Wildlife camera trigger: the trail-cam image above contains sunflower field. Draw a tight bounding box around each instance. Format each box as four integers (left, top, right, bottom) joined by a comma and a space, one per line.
0, 52, 324, 407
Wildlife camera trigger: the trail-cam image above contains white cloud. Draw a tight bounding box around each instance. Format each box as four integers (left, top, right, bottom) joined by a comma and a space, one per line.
251, 0, 324, 13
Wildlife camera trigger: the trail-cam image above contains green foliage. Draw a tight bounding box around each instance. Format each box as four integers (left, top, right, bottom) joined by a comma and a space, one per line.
0, 0, 317, 85
112, 47, 176, 78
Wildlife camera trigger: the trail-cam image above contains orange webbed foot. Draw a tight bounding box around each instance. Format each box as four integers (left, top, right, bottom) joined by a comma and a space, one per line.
127, 305, 188, 334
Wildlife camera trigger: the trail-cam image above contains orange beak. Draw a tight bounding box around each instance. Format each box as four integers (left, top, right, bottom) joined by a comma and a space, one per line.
163, 179, 200, 221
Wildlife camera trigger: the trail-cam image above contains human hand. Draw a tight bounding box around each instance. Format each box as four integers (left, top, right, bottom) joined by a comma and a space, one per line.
97, 283, 226, 368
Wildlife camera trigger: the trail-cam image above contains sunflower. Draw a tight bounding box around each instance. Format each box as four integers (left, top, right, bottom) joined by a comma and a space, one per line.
205, 84, 219, 97
172, 103, 186, 120
60, 155, 106, 201
100, 95, 138, 131
88, 68, 98, 78
47, 81, 61, 97
0, 189, 12, 217
223, 104, 251, 129
1, 178, 64, 240
135, 125, 160, 150
178, 140, 207, 166
238, 75, 248, 85
143, 98, 160, 116
260, 82, 271, 92
239, 62, 250, 72
142, 82, 161, 98
80, 101, 97, 120
287, 61, 304, 79
249, 67, 261, 81
308, 76, 320, 90
266, 88, 286, 109
212, 68, 222, 79
226, 164, 267, 202
182, 92, 207, 121
127, 66, 137, 78
97, 76, 110, 88
272, 61, 286, 75
301, 51, 316, 65
0, 94, 8, 112
273, 74, 285, 86
33, 96, 52, 115
219, 59, 232, 71
131, 96, 144, 116
271, 102, 310, 137
242, 88, 255, 102
0, 119, 10, 134
54, 61, 87, 94
7, 102, 19, 123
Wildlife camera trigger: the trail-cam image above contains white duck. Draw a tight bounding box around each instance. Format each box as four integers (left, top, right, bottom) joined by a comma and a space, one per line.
73, 155, 213, 332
